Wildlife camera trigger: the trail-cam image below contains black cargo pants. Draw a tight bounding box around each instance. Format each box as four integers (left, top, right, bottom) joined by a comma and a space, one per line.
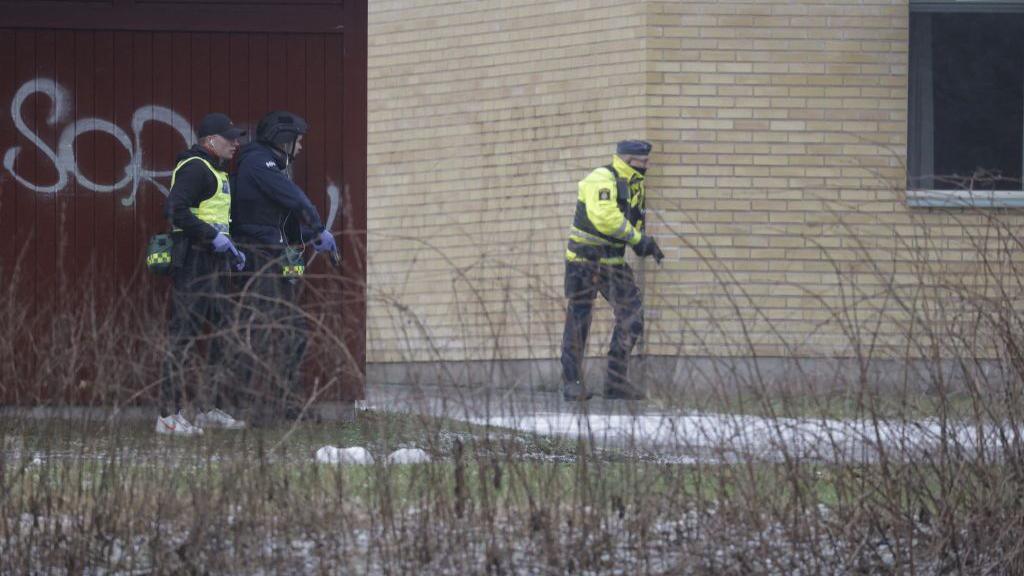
559, 260, 644, 392
233, 244, 308, 420
160, 239, 235, 416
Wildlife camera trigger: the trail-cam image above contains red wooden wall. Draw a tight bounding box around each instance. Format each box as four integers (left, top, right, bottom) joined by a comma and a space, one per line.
0, 1, 367, 403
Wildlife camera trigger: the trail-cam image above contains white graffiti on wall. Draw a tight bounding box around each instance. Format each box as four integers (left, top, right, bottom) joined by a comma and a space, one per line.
3, 78, 194, 207
326, 181, 340, 231
1, 78, 340, 233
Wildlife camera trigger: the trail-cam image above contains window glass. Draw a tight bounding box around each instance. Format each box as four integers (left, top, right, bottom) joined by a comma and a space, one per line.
909, 12, 1024, 192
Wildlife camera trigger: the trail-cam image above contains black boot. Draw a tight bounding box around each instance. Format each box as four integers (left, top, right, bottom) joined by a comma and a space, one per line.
604, 378, 646, 400
562, 380, 594, 401
602, 385, 643, 399
605, 351, 645, 400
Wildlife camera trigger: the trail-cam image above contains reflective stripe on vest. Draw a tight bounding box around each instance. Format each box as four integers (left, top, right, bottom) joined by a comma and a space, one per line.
565, 164, 643, 264
171, 156, 231, 233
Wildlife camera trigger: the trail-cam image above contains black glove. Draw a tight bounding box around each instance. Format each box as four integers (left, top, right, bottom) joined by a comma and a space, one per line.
634, 235, 665, 264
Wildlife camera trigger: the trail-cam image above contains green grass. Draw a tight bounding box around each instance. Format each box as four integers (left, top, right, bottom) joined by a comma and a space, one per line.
2, 410, 552, 460
1, 410, 837, 508
0, 410, 918, 511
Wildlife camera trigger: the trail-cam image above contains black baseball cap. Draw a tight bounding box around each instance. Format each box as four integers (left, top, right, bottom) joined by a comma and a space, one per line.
197, 112, 246, 140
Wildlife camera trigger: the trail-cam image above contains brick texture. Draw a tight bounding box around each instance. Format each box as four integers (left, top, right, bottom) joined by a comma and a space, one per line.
368, 0, 1024, 369
368, 0, 651, 363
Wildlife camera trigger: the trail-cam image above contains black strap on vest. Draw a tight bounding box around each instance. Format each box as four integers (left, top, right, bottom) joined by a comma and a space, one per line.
605, 164, 630, 211
606, 164, 644, 227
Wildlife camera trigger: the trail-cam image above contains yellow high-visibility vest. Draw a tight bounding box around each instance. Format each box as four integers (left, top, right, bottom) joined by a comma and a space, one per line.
170, 156, 231, 233
565, 154, 646, 265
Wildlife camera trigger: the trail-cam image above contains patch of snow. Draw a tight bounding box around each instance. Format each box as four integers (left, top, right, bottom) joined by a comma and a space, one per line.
315, 446, 375, 465
387, 447, 430, 464
472, 411, 1000, 463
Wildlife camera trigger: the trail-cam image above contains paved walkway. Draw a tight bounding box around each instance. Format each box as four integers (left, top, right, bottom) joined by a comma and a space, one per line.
365, 383, 998, 463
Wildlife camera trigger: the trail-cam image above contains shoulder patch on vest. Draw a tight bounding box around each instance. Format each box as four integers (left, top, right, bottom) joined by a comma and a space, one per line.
598, 188, 611, 201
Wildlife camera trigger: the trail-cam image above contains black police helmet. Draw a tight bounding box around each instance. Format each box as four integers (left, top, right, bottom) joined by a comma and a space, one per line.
255, 110, 309, 147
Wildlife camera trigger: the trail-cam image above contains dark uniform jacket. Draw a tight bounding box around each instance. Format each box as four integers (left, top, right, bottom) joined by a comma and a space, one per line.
230, 142, 323, 246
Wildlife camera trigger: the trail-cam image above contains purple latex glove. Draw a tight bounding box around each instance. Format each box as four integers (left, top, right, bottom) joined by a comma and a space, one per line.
312, 229, 337, 253
211, 232, 234, 253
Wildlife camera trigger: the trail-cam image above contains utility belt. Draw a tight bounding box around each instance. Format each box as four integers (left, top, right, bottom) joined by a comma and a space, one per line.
172, 231, 229, 260
234, 238, 305, 281
567, 239, 625, 261
171, 222, 229, 235
147, 225, 234, 276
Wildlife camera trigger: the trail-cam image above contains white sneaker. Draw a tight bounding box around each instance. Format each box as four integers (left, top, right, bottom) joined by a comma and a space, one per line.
194, 408, 246, 430
155, 412, 204, 436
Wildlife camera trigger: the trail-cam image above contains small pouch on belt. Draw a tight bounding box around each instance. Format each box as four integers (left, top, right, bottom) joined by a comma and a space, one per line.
145, 233, 174, 275
282, 245, 305, 280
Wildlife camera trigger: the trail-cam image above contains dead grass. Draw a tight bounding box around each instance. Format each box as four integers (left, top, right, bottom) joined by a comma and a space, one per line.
4, 197, 1024, 574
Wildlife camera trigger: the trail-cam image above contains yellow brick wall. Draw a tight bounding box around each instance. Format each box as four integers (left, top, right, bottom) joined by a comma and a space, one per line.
645, 0, 913, 358
368, 0, 1024, 367
368, 0, 652, 363
644, 1, 1024, 361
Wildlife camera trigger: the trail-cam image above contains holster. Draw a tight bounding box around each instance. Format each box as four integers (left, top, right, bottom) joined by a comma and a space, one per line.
282, 245, 305, 283
170, 232, 190, 272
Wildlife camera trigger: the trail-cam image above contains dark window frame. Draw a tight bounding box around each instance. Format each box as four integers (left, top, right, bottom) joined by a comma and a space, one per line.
907, 0, 1024, 207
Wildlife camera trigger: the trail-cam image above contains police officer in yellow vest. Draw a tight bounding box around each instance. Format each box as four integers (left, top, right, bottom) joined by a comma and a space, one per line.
157, 113, 248, 436
561, 140, 664, 401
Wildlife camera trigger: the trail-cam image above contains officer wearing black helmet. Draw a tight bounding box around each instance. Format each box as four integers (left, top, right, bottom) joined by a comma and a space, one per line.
231, 110, 336, 421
